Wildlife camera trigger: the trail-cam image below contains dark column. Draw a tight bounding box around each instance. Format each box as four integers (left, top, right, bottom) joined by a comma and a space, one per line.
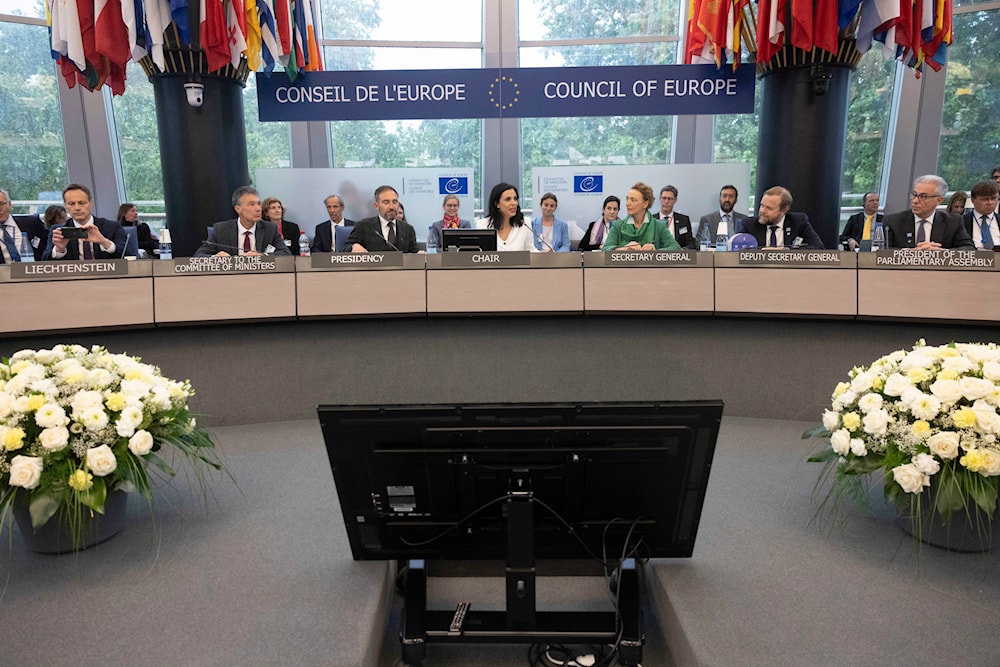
755, 43, 860, 249
141, 49, 250, 257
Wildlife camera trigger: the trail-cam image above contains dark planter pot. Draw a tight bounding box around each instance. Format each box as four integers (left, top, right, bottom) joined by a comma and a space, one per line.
894, 489, 998, 553
13, 490, 128, 554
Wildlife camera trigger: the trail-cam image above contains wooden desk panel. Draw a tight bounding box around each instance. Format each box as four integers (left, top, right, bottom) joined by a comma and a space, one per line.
715, 268, 856, 316
583, 267, 714, 313
297, 270, 426, 317
154, 273, 296, 323
859, 269, 1000, 321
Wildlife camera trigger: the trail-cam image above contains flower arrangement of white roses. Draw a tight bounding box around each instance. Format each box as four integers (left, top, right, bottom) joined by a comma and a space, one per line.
0, 345, 227, 549
806, 340, 1000, 529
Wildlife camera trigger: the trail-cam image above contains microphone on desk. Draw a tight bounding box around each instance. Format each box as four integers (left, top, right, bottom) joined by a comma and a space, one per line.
533, 230, 555, 252
377, 229, 401, 252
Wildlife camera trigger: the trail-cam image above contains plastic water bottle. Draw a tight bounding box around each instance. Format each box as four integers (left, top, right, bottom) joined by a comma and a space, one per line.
298, 231, 311, 256
18, 232, 34, 263
697, 223, 711, 251
159, 228, 172, 260
714, 224, 730, 252
425, 227, 438, 254
871, 221, 885, 251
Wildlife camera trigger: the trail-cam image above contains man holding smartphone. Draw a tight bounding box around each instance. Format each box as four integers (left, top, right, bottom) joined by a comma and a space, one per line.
42, 183, 127, 260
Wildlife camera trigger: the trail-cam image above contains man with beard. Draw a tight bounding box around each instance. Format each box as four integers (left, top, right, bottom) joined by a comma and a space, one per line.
695, 184, 749, 243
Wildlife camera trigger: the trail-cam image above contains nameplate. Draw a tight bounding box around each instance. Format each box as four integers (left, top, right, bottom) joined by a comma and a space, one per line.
872, 249, 996, 270
738, 250, 842, 265
440, 251, 530, 267
11, 260, 129, 280
170, 256, 285, 274
603, 250, 698, 267
312, 252, 405, 270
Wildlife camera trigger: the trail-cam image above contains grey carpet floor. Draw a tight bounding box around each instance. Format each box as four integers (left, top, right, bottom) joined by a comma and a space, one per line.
2, 417, 999, 667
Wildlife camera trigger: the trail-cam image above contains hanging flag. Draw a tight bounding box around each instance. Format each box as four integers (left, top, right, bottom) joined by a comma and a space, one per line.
789, 0, 813, 51
120, 0, 147, 61
144, 0, 172, 70
856, 0, 899, 54
684, 0, 713, 64
698, 0, 732, 67
813, 0, 839, 54
95, 0, 132, 73
838, 0, 863, 28
225, 0, 248, 68
244, 0, 262, 69
273, 0, 292, 64
756, 0, 786, 63
304, 0, 322, 71
258, 0, 282, 71
200, 0, 230, 72
50, 0, 86, 71
169, 0, 191, 44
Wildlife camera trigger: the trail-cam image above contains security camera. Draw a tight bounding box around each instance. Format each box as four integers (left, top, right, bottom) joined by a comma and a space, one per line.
184, 82, 204, 108
809, 65, 832, 97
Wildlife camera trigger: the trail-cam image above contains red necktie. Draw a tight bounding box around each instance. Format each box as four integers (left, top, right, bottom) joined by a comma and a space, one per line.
243, 230, 251, 254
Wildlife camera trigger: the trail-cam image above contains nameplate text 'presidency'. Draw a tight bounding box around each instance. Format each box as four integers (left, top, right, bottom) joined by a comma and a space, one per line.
311, 252, 405, 270
256, 64, 755, 122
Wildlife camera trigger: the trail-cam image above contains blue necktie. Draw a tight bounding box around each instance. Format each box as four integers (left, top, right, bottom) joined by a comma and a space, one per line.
981, 216, 994, 250
1, 224, 20, 263
768, 225, 778, 247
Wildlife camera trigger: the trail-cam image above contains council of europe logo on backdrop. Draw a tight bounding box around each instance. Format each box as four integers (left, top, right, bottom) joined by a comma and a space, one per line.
574, 175, 603, 193
439, 177, 469, 195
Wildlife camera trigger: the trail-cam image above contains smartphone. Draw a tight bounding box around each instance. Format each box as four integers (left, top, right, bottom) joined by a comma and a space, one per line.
60, 226, 89, 239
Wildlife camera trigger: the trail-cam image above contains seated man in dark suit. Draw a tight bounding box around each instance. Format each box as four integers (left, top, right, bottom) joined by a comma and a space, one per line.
310, 194, 357, 253
194, 186, 291, 257
840, 191, 883, 251
884, 175, 974, 251
0, 188, 47, 262
962, 180, 1000, 250
741, 186, 824, 249
42, 183, 128, 260
696, 184, 749, 241
342, 185, 419, 253
652, 185, 697, 250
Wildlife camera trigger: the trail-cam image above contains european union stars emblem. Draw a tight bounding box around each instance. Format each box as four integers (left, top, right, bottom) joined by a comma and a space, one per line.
489, 75, 520, 111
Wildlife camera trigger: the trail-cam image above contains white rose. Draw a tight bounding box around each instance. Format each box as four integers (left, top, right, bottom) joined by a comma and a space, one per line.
900, 387, 923, 408
927, 431, 961, 459
0, 391, 11, 418
909, 393, 942, 421
833, 390, 857, 411
857, 393, 884, 414
851, 371, 875, 393
849, 438, 867, 456
35, 403, 69, 428
900, 351, 935, 373
34, 348, 64, 365
70, 390, 104, 415
148, 387, 171, 411
980, 450, 1000, 476
120, 379, 152, 400
892, 463, 930, 494
822, 410, 840, 431
912, 452, 941, 476
941, 356, 976, 374
971, 399, 998, 435
128, 429, 154, 456
79, 407, 109, 432
87, 368, 113, 389
86, 445, 118, 477
830, 429, 851, 455
960, 377, 995, 402
8, 455, 44, 489
39, 426, 70, 452
862, 409, 890, 437
982, 361, 1000, 382
929, 379, 964, 405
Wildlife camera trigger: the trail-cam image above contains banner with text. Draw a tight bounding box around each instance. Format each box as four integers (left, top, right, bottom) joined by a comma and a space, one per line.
256, 64, 755, 122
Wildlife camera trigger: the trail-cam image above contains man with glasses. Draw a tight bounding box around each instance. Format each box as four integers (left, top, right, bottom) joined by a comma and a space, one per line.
884, 175, 974, 250
962, 181, 1000, 250
0, 189, 47, 262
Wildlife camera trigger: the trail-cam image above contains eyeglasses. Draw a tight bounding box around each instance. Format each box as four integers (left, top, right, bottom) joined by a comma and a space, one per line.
910, 192, 942, 201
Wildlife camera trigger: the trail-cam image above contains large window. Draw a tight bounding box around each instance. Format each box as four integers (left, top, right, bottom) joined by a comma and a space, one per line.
0, 17, 67, 209
841, 49, 896, 207
111, 61, 164, 203
937, 7, 1000, 193
518, 0, 680, 207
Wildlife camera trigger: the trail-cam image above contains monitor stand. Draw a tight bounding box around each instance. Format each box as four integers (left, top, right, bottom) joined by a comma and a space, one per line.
398, 494, 643, 666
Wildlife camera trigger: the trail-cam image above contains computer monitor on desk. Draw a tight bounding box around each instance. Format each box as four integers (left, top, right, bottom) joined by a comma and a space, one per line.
317, 400, 723, 561
442, 228, 497, 252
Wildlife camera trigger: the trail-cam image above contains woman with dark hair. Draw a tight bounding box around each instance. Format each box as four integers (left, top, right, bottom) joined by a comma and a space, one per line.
479, 182, 535, 252
602, 182, 679, 251
530, 192, 570, 252
116, 202, 159, 257
43, 204, 68, 229
262, 196, 302, 254
578, 195, 620, 251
